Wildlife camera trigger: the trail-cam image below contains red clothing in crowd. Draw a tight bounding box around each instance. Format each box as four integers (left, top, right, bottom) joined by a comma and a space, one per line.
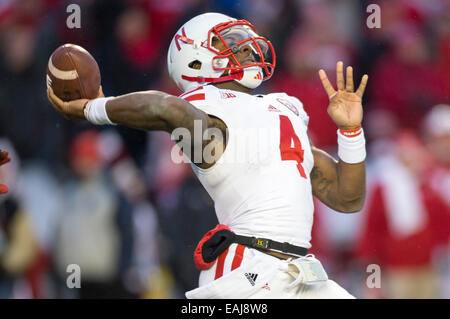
370, 54, 449, 129
438, 34, 450, 97
356, 181, 449, 268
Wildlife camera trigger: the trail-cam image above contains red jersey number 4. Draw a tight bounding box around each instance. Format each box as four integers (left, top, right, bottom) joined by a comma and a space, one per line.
279, 115, 307, 178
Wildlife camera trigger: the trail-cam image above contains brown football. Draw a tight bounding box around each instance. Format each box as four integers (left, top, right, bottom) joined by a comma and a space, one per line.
46, 44, 100, 101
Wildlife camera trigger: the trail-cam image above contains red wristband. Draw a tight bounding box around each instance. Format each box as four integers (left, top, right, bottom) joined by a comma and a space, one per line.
339, 126, 362, 138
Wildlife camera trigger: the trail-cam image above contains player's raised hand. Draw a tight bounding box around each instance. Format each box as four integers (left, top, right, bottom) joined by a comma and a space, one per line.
318, 61, 368, 130
0, 149, 11, 194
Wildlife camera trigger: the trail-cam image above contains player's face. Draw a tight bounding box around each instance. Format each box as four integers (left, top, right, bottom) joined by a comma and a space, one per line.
212, 37, 255, 66
207, 21, 276, 83
212, 25, 271, 67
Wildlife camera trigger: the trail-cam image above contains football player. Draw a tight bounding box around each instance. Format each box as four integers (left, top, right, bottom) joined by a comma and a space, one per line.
48, 13, 368, 298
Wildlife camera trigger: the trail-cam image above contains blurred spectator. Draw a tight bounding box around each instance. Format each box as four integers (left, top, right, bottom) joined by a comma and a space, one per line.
143, 132, 217, 296
127, 201, 174, 299
52, 130, 136, 298
0, 194, 39, 298
0, 0, 72, 166
369, 21, 449, 129
434, 2, 450, 97
0, 139, 41, 299
156, 172, 218, 296
424, 104, 450, 205
0, 23, 54, 162
356, 131, 449, 298
104, 129, 172, 298
94, 2, 165, 165
422, 104, 450, 298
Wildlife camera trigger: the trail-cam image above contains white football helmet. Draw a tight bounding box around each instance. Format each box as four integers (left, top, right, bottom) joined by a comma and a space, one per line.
167, 12, 276, 92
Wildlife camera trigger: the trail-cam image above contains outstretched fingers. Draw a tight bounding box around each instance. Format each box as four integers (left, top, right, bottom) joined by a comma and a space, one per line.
320, 62, 368, 100
319, 69, 336, 99
336, 61, 345, 91
356, 74, 369, 98
346, 66, 354, 92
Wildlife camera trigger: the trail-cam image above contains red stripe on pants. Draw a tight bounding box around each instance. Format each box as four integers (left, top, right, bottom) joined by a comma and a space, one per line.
231, 245, 245, 271
214, 248, 229, 280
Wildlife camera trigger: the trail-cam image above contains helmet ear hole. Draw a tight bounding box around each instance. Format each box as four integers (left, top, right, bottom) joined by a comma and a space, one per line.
189, 60, 202, 70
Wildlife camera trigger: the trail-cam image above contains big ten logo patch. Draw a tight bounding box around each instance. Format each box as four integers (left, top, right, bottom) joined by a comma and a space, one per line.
277, 98, 298, 116
220, 91, 237, 99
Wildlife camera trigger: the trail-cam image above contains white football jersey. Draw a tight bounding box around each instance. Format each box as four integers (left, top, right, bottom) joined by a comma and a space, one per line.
180, 84, 315, 248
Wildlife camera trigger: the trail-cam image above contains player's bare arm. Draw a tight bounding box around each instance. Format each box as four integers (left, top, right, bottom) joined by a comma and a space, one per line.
310, 146, 366, 213
47, 88, 227, 169
105, 92, 227, 169
310, 61, 368, 213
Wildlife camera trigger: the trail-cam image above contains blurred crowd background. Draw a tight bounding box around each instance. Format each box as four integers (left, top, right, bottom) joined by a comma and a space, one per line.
0, 0, 449, 299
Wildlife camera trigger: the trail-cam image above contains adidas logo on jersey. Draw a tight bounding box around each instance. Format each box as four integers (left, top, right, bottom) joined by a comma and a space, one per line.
268, 105, 280, 112
244, 273, 258, 286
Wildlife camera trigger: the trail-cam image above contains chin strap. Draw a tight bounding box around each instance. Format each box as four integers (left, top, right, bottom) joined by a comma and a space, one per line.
181, 70, 244, 83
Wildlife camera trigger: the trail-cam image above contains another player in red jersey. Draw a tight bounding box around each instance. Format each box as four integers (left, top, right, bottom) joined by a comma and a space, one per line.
47, 13, 368, 298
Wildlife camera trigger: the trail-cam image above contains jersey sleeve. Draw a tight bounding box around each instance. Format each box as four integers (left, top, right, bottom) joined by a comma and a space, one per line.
179, 86, 232, 127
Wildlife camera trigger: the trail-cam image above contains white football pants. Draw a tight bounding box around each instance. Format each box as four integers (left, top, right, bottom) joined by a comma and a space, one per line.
186, 244, 355, 299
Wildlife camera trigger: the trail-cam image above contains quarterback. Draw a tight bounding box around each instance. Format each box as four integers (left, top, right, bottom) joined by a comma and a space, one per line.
47, 13, 368, 298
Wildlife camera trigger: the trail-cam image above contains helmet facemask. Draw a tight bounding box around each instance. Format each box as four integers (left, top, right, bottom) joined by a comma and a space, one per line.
207, 20, 276, 82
